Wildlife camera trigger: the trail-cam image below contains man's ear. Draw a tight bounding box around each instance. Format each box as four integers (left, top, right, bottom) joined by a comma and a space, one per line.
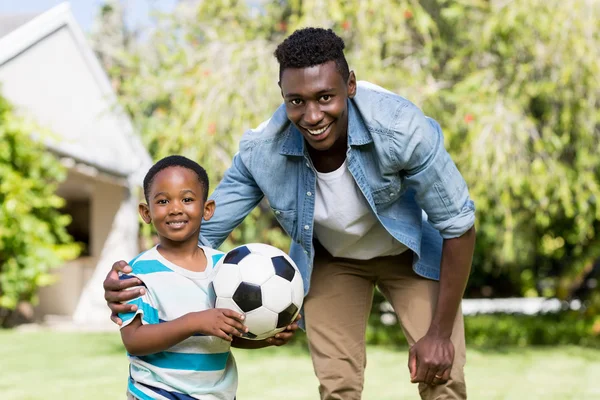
203, 200, 216, 221
139, 203, 152, 224
347, 71, 357, 99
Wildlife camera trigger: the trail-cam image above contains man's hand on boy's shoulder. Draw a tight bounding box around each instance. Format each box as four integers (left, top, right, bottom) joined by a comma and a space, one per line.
104, 260, 145, 325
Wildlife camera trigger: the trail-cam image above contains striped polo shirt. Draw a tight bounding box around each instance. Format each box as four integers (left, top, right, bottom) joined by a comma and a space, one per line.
118, 245, 236, 400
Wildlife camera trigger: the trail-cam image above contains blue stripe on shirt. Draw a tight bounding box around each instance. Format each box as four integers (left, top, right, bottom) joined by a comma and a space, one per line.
212, 253, 225, 266
119, 274, 148, 288
128, 380, 155, 400
137, 351, 230, 371
128, 249, 149, 266
119, 298, 159, 325
131, 260, 173, 274
138, 380, 198, 400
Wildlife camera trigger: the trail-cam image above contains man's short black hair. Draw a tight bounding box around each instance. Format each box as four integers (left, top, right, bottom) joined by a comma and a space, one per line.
274, 27, 350, 82
143, 155, 209, 202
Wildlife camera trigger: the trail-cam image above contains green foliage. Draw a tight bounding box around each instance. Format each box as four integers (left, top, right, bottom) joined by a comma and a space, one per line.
417, 0, 600, 300
0, 94, 80, 325
94, 0, 290, 250
98, 1, 600, 300
366, 311, 600, 348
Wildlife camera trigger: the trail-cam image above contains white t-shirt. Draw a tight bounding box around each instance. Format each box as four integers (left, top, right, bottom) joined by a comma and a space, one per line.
119, 245, 236, 400
313, 160, 408, 260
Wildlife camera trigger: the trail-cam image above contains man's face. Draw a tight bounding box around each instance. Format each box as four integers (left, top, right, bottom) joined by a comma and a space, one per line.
280, 61, 356, 152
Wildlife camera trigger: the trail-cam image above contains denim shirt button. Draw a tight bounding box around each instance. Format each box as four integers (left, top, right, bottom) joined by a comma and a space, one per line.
275, 211, 281, 215
307, 192, 312, 196
304, 225, 310, 230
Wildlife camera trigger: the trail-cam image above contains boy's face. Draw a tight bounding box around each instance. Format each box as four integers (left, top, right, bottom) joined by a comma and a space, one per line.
139, 166, 214, 245
280, 60, 356, 153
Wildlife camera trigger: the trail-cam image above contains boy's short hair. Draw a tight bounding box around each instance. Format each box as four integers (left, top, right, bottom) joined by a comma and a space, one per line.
274, 27, 350, 82
143, 155, 209, 202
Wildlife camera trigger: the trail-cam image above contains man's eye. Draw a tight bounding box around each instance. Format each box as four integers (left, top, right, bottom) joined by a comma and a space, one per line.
321, 95, 332, 102
290, 99, 303, 106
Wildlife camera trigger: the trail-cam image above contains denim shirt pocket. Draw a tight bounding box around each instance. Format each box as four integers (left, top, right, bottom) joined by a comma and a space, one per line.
371, 180, 403, 209
270, 207, 298, 239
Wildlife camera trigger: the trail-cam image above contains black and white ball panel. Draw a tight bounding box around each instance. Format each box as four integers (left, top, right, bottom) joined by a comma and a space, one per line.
210, 243, 304, 340
232, 282, 262, 312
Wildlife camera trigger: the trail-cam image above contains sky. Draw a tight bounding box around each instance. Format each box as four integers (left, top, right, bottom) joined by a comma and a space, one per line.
0, 0, 179, 32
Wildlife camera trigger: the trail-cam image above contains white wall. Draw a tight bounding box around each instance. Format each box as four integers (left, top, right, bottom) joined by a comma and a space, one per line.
73, 180, 140, 325
0, 25, 145, 179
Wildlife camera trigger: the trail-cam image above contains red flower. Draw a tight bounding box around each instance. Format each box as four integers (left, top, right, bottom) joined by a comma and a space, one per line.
404, 10, 413, 19
464, 114, 474, 124
277, 22, 287, 32
208, 122, 216, 135
342, 20, 351, 31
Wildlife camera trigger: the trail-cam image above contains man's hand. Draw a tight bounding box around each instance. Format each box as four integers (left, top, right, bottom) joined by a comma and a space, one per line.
104, 260, 145, 325
408, 333, 454, 386
265, 314, 302, 346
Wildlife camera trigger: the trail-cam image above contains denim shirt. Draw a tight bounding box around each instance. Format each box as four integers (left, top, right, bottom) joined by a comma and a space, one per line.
200, 81, 475, 296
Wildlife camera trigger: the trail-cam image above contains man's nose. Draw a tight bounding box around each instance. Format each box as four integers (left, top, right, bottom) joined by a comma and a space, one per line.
303, 102, 323, 126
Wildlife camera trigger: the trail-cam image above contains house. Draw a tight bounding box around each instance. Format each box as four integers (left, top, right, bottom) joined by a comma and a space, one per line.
0, 3, 152, 327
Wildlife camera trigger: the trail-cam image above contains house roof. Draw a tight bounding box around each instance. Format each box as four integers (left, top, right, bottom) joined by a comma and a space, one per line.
0, 13, 39, 39
0, 3, 151, 184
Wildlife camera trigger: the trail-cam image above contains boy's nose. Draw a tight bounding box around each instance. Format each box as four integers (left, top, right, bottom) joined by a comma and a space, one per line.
168, 203, 183, 214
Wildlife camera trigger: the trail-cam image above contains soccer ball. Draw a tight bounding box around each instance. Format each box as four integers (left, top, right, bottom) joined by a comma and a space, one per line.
209, 243, 304, 340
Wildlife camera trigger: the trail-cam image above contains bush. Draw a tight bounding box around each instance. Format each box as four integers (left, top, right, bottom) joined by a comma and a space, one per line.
366, 310, 600, 348
0, 93, 80, 327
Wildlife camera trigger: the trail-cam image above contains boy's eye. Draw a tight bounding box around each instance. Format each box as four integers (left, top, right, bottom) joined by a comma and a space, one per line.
156, 199, 168, 205
182, 198, 194, 203
290, 99, 303, 106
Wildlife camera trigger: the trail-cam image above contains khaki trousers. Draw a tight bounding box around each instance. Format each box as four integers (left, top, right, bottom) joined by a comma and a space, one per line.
304, 243, 467, 400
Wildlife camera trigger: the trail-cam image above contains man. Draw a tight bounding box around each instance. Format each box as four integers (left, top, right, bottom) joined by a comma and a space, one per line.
105, 27, 475, 400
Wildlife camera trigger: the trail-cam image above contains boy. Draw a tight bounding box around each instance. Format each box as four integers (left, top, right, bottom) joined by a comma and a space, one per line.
119, 155, 294, 400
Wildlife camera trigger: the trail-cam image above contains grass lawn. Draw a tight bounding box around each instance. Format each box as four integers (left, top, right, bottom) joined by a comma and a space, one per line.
0, 330, 598, 399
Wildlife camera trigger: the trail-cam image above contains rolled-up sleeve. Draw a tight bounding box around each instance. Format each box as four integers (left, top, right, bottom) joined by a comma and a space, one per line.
391, 104, 475, 239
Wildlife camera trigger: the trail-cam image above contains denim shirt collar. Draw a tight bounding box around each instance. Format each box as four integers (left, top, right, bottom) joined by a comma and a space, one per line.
278, 100, 373, 156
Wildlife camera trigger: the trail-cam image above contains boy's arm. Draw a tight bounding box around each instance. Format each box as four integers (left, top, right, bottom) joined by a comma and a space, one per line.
121, 309, 247, 356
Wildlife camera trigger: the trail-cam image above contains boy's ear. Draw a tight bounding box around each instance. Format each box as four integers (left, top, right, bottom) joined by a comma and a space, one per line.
139, 203, 152, 224
203, 200, 216, 221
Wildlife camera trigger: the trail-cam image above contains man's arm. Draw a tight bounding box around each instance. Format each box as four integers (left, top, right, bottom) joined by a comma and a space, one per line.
121, 309, 247, 356
200, 152, 264, 248
390, 106, 476, 385
408, 227, 475, 385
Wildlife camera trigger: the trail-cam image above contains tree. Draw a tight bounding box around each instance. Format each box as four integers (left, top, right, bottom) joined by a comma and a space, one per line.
100, 0, 600, 303
0, 93, 80, 327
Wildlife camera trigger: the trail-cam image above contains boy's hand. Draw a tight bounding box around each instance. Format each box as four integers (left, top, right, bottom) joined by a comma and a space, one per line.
193, 309, 248, 341
104, 260, 144, 325
265, 314, 301, 346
